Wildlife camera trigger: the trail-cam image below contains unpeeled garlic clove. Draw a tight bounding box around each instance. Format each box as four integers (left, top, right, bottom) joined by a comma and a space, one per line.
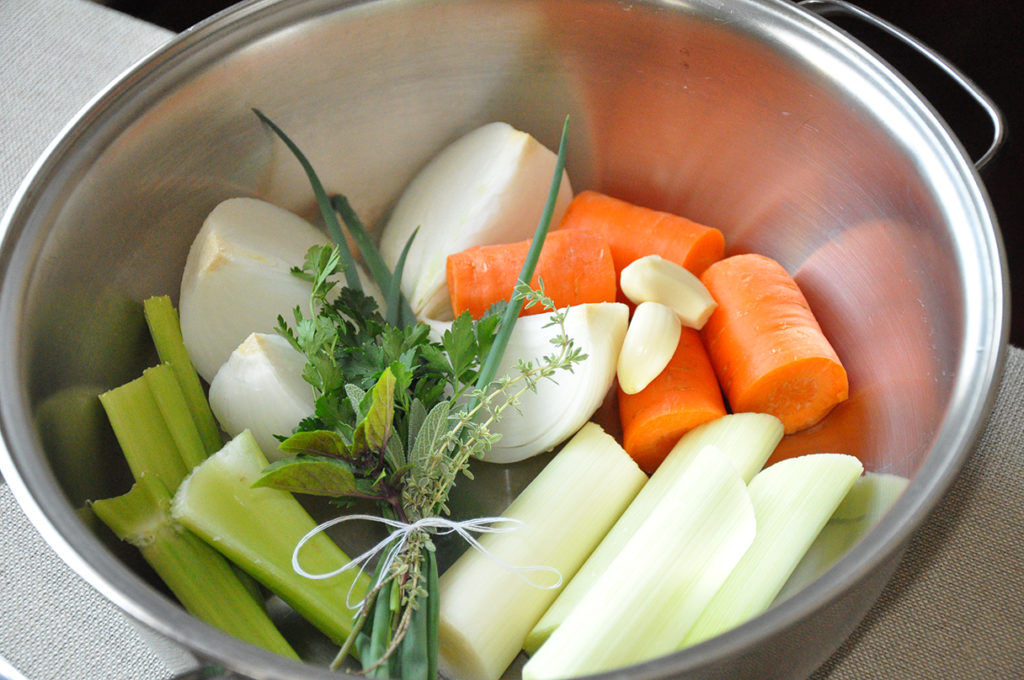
617, 301, 681, 395
619, 255, 717, 329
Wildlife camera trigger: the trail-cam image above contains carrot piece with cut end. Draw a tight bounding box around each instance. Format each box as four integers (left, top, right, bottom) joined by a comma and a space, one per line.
618, 327, 726, 474
699, 253, 849, 435
446, 229, 616, 319
556, 190, 725, 278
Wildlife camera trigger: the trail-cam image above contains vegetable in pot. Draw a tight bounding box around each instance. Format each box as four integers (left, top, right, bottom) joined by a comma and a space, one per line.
437, 422, 646, 680
445, 229, 616, 319
699, 253, 849, 434
378, 121, 574, 321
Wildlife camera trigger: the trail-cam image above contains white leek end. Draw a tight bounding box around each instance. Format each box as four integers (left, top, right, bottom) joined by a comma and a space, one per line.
180, 197, 380, 382
775, 472, 908, 602
681, 453, 864, 647
378, 122, 573, 321
208, 332, 313, 460
525, 412, 782, 653
617, 301, 682, 394
619, 254, 717, 329
522, 445, 756, 679
437, 423, 646, 680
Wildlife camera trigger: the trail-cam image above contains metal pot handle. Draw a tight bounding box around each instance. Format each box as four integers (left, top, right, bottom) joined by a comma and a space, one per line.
797, 0, 1005, 170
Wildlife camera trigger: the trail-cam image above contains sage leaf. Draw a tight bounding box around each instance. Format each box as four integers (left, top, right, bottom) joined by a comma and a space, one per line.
252, 455, 360, 497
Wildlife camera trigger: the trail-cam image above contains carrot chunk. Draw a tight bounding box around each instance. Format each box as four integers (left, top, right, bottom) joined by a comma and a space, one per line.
618, 327, 726, 473
699, 253, 849, 434
446, 230, 616, 319
557, 191, 725, 278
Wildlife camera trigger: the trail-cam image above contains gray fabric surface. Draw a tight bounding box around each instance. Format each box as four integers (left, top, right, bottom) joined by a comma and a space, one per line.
0, 1, 1022, 679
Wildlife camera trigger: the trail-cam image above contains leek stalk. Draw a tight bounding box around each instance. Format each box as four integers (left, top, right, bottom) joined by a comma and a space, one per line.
91, 475, 298, 659
681, 453, 864, 647
774, 472, 908, 602
171, 430, 370, 645
525, 412, 782, 652
437, 423, 646, 680
521, 445, 757, 679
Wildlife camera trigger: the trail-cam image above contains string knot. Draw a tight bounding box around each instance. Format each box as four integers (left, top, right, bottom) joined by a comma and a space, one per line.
292, 514, 563, 610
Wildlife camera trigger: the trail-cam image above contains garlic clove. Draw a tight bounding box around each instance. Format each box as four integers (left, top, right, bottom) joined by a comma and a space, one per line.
617, 301, 682, 394
619, 255, 717, 329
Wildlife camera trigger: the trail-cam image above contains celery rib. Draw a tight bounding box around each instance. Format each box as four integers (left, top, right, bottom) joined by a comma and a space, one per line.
144, 295, 223, 454
92, 476, 298, 659
172, 430, 369, 647
99, 375, 188, 491
144, 364, 208, 471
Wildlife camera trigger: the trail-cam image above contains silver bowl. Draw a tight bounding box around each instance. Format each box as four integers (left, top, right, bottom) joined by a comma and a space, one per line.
0, 0, 1007, 678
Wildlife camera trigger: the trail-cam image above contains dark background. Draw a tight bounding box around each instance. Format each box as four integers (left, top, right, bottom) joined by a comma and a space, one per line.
101, 0, 1023, 346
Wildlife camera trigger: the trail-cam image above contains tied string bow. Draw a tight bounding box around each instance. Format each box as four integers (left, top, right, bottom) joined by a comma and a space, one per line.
292, 514, 563, 610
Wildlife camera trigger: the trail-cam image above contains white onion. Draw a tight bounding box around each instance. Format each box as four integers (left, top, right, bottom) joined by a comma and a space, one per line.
378, 122, 573, 321
179, 197, 381, 382
207, 332, 313, 460
430, 302, 628, 463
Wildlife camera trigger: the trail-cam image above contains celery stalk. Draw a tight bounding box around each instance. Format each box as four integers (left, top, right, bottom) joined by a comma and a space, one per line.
143, 364, 207, 471
171, 430, 369, 645
681, 453, 864, 647
437, 423, 646, 680
774, 472, 908, 602
99, 375, 188, 490
525, 413, 781, 653
521, 445, 756, 679
144, 295, 222, 454
91, 475, 299, 659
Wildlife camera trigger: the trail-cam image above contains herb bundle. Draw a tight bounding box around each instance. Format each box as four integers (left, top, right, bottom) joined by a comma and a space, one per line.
251, 111, 579, 677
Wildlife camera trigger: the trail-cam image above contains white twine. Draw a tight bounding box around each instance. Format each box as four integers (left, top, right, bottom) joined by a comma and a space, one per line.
292, 514, 563, 610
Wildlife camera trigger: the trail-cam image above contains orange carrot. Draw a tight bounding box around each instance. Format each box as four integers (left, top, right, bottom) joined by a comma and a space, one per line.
446, 230, 616, 319
699, 253, 849, 435
557, 190, 725, 278
618, 327, 726, 473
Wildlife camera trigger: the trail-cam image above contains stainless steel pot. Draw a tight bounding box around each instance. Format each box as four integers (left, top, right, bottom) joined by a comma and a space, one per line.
0, 0, 1007, 678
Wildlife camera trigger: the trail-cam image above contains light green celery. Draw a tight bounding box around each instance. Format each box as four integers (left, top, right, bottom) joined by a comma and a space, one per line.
525, 412, 782, 653
681, 454, 864, 647
521, 445, 756, 680
99, 375, 188, 491
171, 430, 369, 646
91, 475, 298, 659
144, 295, 222, 454
438, 423, 646, 680
144, 364, 207, 471
774, 472, 909, 603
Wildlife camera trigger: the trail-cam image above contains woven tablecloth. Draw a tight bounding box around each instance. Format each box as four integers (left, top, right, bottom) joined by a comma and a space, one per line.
1, 1, 1022, 678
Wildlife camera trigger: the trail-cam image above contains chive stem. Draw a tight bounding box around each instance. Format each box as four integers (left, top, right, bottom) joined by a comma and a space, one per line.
253, 109, 362, 292
474, 116, 569, 396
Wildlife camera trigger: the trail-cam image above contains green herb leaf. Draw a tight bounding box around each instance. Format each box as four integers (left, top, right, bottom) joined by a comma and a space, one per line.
253, 455, 360, 497
278, 429, 353, 459
355, 367, 396, 454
